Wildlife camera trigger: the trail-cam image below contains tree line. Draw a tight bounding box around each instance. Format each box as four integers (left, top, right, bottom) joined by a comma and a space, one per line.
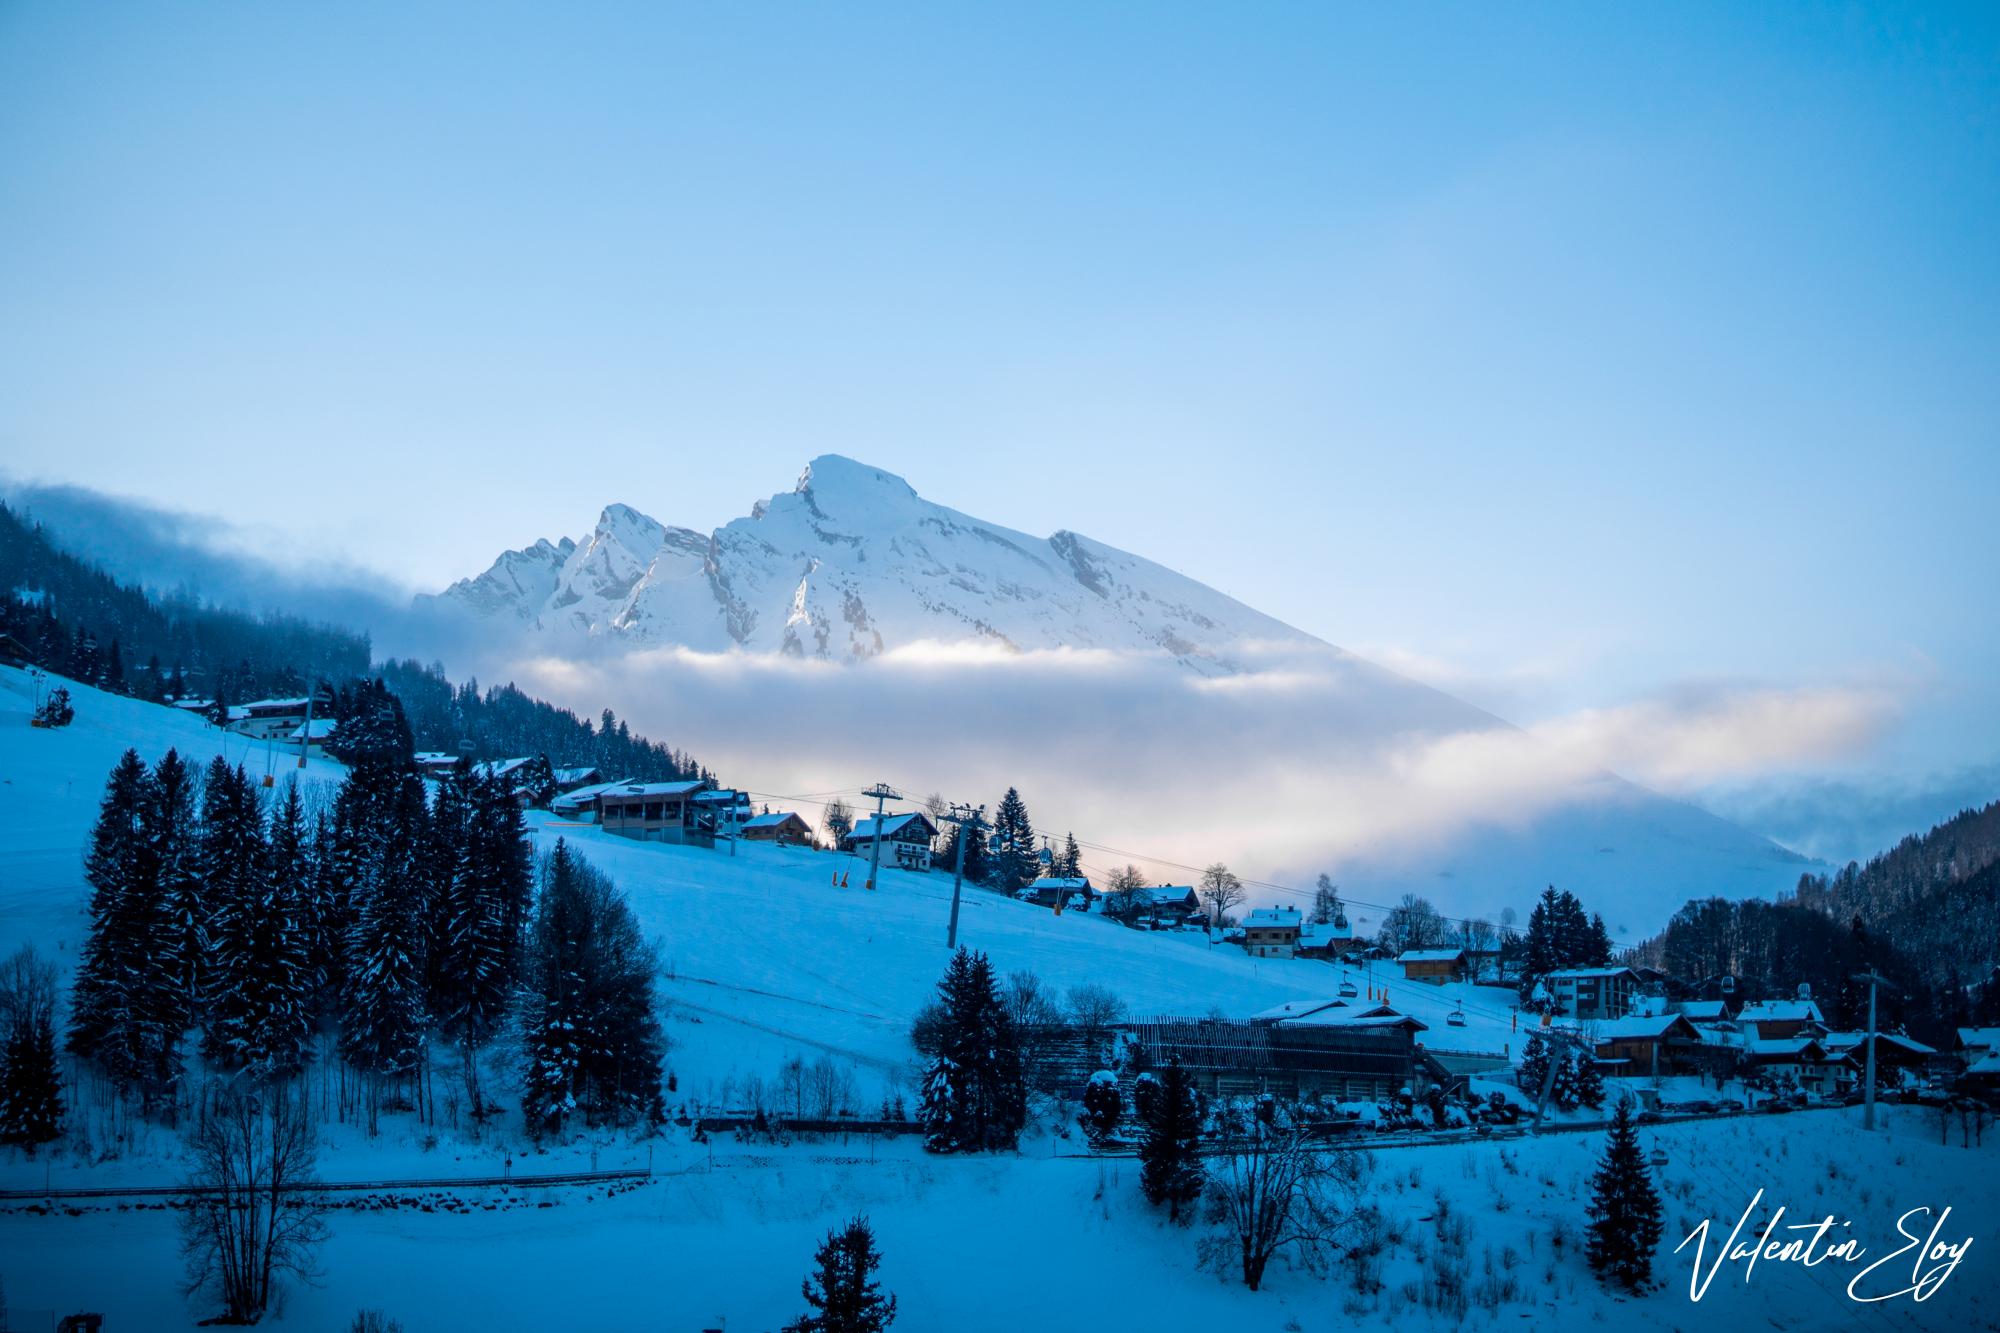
61, 736, 666, 1139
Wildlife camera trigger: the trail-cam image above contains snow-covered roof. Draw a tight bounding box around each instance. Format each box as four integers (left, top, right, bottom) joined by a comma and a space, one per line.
1140, 885, 1198, 905
601, 780, 710, 799
239, 696, 312, 713
1028, 877, 1090, 891
1299, 920, 1352, 945
1677, 1000, 1729, 1021
1968, 1052, 2000, 1076
551, 780, 629, 809
850, 811, 934, 841
1956, 1027, 2000, 1051
473, 757, 535, 780
1587, 1014, 1694, 1041
1747, 1037, 1832, 1059
553, 766, 601, 785
1544, 967, 1636, 980
1397, 949, 1464, 964
413, 750, 458, 765
287, 719, 335, 741
743, 811, 807, 830
1821, 1031, 1936, 1057
1244, 907, 1301, 930
1278, 1003, 1427, 1032
1735, 999, 1825, 1024
1250, 999, 1346, 1022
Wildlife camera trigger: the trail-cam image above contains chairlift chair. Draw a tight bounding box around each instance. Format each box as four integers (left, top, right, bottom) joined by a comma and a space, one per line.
1446, 1001, 1467, 1028
1338, 979, 1359, 999
1649, 1148, 1669, 1168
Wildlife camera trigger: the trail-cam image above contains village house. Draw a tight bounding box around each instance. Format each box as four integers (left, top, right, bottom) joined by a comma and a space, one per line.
1130, 1002, 1430, 1103
843, 810, 939, 873
1018, 876, 1093, 912
598, 778, 721, 845
1542, 966, 1638, 1021
1297, 917, 1361, 961
414, 750, 463, 776
1126, 885, 1203, 930
693, 787, 752, 837
1243, 906, 1303, 959
227, 696, 316, 742
1674, 998, 1732, 1025
287, 717, 335, 755
549, 778, 626, 821
1743, 1036, 1856, 1099
740, 811, 812, 845
1820, 1030, 1940, 1085
1955, 1027, 2000, 1071
1395, 948, 1467, 986
1733, 997, 1827, 1041
1585, 1012, 1701, 1079
553, 765, 603, 793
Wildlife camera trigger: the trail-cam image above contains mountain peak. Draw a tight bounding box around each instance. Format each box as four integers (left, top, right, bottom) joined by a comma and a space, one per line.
793, 455, 918, 508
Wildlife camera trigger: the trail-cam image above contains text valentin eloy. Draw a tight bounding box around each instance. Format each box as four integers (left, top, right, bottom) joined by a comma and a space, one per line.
1677, 1188, 1973, 1305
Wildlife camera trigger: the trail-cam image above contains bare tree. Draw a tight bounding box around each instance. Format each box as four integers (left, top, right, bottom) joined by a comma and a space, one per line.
822, 798, 854, 850
1201, 1128, 1372, 1291
1378, 893, 1448, 954
1198, 863, 1245, 931
179, 1088, 331, 1322
1100, 866, 1151, 925
1066, 983, 1126, 1047
1005, 970, 1068, 1092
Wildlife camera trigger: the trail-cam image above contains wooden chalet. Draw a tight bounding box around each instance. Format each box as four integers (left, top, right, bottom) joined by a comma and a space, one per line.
598, 779, 721, 845
1129, 1003, 1430, 1102
843, 810, 938, 873
1585, 1013, 1701, 1079
741, 811, 812, 846
1395, 949, 1467, 986
1018, 876, 1093, 912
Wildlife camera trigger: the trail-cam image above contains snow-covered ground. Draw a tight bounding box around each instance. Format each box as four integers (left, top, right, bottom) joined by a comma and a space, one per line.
3, 668, 1996, 1330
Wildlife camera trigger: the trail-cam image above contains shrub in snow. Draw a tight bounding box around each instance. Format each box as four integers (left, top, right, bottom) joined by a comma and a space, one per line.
1081, 1071, 1121, 1145
32, 686, 73, 727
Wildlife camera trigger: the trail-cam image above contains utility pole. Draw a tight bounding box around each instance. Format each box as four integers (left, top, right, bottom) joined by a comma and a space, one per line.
1852, 971, 1892, 1131
941, 803, 985, 950
860, 782, 900, 891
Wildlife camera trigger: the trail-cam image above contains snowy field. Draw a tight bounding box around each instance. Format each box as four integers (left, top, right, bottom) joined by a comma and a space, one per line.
3, 668, 1997, 1329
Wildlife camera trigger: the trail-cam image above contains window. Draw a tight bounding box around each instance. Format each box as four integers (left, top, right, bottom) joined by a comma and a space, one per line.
645, 802, 663, 821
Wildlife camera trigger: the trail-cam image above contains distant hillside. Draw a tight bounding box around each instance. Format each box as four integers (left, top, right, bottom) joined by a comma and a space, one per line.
0, 500, 707, 782
1790, 799, 2000, 991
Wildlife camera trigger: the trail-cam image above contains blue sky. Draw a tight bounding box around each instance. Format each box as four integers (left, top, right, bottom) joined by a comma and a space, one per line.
2, 3, 1995, 789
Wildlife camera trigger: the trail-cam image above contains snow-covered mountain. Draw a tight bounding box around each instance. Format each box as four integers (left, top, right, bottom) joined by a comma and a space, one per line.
423, 455, 1321, 673
423, 455, 1818, 926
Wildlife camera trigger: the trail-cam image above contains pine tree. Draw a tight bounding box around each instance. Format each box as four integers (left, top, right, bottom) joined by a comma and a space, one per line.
199, 760, 272, 1067
339, 771, 431, 1109
1586, 1100, 1664, 1291
918, 1056, 957, 1153
68, 750, 151, 1071
931, 950, 1025, 1151
151, 749, 204, 1038
517, 841, 665, 1137
989, 788, 1037, 893
1587, 914, 1614, 967
0, 1008, 64, 1152
784, 1216, 898, 1333
1573, 1051, 1607, 1110
1551, 1050, 1582, 1112
0, 946, 64, 1154
1054, 832, 1083, 880
1517, 1031, 1552, 1100
1139, 1057, 1204, 1222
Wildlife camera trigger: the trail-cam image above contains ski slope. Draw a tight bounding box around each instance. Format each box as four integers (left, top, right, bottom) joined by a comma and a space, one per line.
0, 666, 1530, 1113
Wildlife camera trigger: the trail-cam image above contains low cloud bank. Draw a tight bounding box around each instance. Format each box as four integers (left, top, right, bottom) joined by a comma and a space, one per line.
502, 640, 1895, 923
